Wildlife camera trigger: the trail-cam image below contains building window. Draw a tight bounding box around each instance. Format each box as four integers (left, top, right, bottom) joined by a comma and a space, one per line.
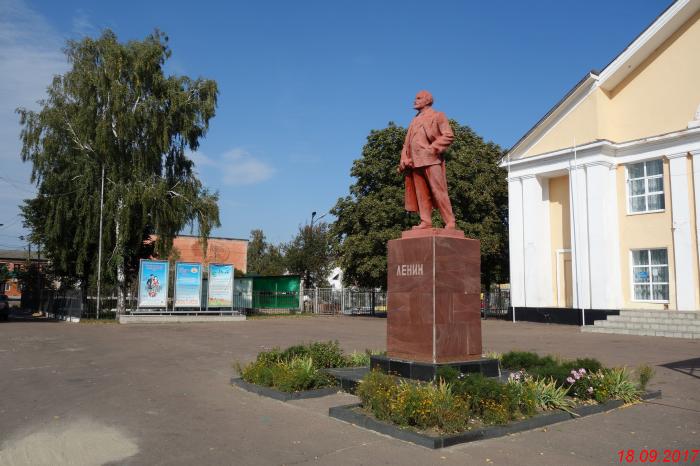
631, 249, 669, 301
627, 159, 664, 213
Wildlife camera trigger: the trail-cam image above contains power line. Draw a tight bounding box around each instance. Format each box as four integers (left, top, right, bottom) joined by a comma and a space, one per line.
0, 178, 96, 198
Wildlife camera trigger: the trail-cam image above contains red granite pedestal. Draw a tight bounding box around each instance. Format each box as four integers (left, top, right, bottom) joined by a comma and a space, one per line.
386, 228, 482, 364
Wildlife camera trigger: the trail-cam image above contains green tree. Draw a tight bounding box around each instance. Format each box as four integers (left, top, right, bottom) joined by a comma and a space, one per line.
246, 229, 286, 276
0, 264, 11, 285
331, 121, 508, 289
283, 221, 334, 288
17, 30, 220, 312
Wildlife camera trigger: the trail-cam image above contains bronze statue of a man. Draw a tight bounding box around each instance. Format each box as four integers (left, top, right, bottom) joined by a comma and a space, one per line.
399, 90, 456, 229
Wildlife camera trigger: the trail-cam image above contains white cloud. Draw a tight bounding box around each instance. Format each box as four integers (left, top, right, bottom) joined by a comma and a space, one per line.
71, 9, 97, 37
220, 148, 275, 186
190, 148, 275, 187
0, 0, 67, 240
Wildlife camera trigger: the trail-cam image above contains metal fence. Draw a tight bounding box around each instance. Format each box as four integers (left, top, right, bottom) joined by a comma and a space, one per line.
303, 288, 387, 316
482, 287, 511, 319
34, 286, 507, 319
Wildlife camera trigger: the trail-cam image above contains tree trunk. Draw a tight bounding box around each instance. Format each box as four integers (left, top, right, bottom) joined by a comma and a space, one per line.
115, 199, 126, 314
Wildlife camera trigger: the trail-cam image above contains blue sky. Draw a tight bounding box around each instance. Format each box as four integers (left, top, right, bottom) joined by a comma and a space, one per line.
0, 0, 672, 247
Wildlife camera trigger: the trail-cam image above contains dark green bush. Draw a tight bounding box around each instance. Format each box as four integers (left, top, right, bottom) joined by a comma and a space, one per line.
453, 374, 531, 424
306, 341, 348, 368
280, 344, 311, 361
435, 365, 460, 383
501, 351, 554, 370
501, 351, 603, 386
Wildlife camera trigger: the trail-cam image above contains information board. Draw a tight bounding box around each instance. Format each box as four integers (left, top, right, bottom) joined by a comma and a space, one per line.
174, 262, 203, 308
207, 263, 234, 308
138, 259, 169, 308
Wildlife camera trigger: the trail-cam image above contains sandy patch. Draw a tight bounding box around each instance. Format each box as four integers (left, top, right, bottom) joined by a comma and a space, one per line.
0, 419, 138, 466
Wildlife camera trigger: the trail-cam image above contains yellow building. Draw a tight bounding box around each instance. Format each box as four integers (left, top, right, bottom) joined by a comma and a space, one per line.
502, 0, 700, 326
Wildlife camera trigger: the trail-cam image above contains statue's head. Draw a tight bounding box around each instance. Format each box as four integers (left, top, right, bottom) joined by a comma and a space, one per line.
413, 90, 433, 110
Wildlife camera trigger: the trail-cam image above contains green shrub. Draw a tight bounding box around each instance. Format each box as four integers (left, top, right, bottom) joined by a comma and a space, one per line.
505, 377, 538, 417
280, 344, 311, 362
502, 352, 603, 386
637, 364, 655, 391
599, 368, 640, 404
435, 365, 461, 384
358, 372, 471, 432
345, 351, 370, 367
501, 351, 556, 370
525, 377, 574, 412
453, 374, 531, 424
482, 351, 503, 361
306, 341, 347, 368
571, 358, 603, 373
356, 370, 398, 421
256, 348, 284, 365
238, 356, 333, 392
274, 357, 332, 392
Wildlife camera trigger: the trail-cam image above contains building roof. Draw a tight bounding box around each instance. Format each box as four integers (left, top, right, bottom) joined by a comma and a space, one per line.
507, 0, 700, 158
174, 233, 248, 242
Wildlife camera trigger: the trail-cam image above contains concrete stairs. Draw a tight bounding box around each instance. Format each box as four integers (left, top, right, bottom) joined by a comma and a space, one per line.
581, 310, 700, 339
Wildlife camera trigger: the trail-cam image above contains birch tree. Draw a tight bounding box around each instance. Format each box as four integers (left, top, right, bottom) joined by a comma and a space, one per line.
17, 30, 220, 312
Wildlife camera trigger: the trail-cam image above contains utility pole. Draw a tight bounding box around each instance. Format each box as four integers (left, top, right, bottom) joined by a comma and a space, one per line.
96, 164, 105, 320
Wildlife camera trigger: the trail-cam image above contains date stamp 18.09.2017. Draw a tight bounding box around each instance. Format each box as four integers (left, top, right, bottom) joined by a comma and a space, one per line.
618, 449, 699, 463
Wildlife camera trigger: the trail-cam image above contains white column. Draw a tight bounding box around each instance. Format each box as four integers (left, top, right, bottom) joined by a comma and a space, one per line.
569, 164, 591, 309
585, 162, 621, 309
668, 153, 695, 310
693, 151, 700, 308
508, 178, 525, 307
522, 176, 553, 307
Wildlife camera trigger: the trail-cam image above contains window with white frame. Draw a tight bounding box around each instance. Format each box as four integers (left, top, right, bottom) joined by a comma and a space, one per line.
631, 249, 669, 301
627, 159, 664, 213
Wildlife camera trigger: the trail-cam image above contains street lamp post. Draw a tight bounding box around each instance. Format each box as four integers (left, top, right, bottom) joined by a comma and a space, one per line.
306, 212, 316, 289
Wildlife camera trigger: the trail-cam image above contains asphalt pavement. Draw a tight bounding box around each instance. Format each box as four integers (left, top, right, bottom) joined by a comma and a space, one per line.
0, 316, 698, 465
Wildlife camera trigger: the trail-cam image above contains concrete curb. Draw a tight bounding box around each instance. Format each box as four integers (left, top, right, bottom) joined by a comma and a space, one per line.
120, 315, 246, 324
328, 390, 662, 449
230, 377, 340, 401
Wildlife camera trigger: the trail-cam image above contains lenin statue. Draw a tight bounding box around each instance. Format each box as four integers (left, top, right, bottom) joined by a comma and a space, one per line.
398, 90, 456, 230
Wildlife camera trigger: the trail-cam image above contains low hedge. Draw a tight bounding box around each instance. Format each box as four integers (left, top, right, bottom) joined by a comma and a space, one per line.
356, 351, 650, 434
235, 341, 380, 393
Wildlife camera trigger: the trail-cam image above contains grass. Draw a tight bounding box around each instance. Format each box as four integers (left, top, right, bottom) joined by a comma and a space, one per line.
79, 318, 119, 324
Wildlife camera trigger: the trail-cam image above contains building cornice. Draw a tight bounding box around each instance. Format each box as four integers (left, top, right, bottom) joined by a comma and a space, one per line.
501, 126, 700, 170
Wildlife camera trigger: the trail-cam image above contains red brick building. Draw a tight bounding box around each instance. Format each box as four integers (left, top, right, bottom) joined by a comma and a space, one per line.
159, 235, 248, 273
0, 250, 49, 301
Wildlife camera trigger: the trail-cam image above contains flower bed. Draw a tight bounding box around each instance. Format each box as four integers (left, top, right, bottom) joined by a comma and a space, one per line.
233, 341, 380, 393
353, 352, 654, 436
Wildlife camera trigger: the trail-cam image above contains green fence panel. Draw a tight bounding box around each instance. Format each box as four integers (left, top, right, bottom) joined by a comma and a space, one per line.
251, 275, 300, 309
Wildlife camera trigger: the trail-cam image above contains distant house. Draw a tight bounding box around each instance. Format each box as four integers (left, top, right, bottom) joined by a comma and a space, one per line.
502, 0, 700, 314
0, 250, 49, 301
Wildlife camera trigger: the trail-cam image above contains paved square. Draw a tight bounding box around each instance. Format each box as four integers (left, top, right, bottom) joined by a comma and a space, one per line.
0, 317, 698, 465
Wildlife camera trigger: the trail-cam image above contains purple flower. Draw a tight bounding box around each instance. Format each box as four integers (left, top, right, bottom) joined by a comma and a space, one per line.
587, 387, 594, 394
580, 368, 587, 374
574, 372, 581, 380
566, 376, 575, 384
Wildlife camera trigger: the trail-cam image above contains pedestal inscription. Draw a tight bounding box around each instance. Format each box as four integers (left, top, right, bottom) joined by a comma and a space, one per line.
387, 232, 481, 364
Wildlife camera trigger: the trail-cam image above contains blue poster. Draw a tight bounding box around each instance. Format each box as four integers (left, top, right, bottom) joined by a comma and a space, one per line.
174, 262, 202, 308
208, 263, 234, 308
138, 260, 169, 308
